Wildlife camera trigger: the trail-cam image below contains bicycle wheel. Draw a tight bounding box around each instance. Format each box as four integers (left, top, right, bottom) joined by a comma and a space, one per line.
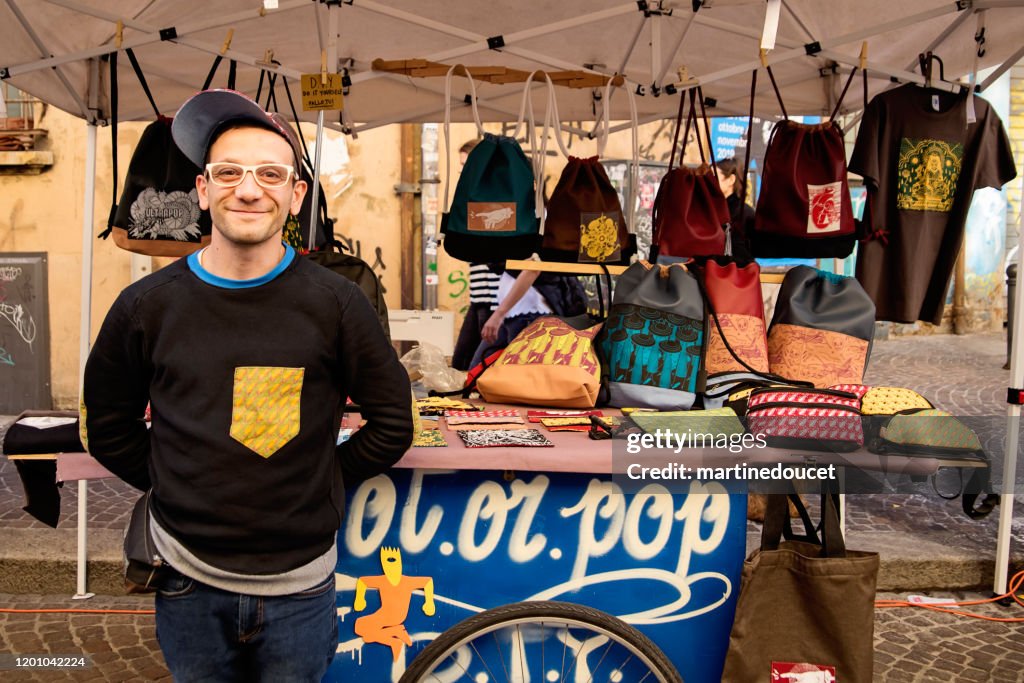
399, 600, 683, 683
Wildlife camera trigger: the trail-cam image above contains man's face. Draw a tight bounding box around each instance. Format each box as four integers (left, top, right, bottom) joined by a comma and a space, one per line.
197, 126, 307, 247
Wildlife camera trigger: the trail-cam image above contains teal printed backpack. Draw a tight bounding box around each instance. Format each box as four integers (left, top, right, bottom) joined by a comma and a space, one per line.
598, 261, 707, 409
440, 66, 544, 262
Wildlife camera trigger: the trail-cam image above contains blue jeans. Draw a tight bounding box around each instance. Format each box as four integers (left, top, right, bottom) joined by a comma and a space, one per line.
155, 569, 338, 682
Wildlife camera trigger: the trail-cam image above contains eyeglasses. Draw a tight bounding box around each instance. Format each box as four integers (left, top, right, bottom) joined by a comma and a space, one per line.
204, 162, 295, 189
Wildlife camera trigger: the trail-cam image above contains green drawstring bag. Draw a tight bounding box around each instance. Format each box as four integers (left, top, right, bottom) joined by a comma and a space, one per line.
440, 66, 544, 262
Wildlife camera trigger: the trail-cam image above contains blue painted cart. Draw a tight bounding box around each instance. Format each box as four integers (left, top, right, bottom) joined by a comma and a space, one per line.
325, 422, 747, 683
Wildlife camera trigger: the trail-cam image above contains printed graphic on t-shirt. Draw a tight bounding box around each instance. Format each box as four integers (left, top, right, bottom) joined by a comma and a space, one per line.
229, 366, 304, 458
806, 182, 843, 234
467, 202, 516, 232
896, 138, 963, 212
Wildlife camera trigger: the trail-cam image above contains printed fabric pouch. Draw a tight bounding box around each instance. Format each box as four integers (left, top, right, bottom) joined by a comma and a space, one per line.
871, 409, 999, 519
650, 87, 732, 259
723, 492, 880, 683
768, 266, 876, 388
745, 386, 864, 452
751, 63, 861, 258
630, 407, 745, 441
102, 50, 211, 256
831, 383, 933, 442
440, 66, 543, 262
597, 261, 706, 410
541, 78, 637, 265
124, 490, 169, 594
477, 316, 604, 408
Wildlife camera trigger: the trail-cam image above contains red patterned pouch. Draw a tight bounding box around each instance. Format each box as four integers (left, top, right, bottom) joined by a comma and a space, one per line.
746, 387, 863, 452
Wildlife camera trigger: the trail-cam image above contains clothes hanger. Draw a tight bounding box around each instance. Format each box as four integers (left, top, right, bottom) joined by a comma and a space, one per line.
917, 52, 967, 96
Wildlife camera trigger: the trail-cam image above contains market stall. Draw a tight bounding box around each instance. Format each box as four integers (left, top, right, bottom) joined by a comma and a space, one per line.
2, 4, 1024, 678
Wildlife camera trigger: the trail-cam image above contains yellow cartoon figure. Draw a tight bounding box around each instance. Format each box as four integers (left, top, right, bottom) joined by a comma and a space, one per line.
579, 213, 620, 262
354, 546, 435, 662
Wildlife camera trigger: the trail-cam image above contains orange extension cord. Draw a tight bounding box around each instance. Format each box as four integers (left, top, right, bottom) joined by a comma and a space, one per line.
875, 568, 1024, 623
0, 607, 154, 615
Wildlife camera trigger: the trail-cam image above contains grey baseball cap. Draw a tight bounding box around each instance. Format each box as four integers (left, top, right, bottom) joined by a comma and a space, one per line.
171, 89, 304, 170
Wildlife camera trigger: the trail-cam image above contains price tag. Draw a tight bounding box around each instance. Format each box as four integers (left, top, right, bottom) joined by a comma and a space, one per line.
301, 73, 344, 111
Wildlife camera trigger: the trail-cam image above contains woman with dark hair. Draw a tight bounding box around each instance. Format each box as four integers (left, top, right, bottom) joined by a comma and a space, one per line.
716, 157, 754, 259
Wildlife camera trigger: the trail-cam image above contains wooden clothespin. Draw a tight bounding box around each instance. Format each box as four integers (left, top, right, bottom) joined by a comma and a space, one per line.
320, 50, 328, 85
220, 29, 234, 56
859, 42, 868, 70
759, 48, 769, 69
115, 20, 124, 49
677, 66, 697, 87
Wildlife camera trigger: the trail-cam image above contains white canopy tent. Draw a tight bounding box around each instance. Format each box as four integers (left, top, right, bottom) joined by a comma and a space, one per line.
1, 0, 1022, 598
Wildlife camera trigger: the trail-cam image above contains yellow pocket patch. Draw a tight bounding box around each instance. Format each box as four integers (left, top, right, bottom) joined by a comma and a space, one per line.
230, 367, 304, 458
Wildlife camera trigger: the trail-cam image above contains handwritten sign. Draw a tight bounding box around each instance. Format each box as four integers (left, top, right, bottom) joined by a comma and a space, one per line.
301, 73, 344, 111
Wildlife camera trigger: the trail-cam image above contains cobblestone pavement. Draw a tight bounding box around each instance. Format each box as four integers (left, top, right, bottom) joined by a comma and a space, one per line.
0, 594, 167, 682
1, 590, 1022, 681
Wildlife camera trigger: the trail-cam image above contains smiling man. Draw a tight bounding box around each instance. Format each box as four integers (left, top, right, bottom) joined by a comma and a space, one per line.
81, 89, 414, 681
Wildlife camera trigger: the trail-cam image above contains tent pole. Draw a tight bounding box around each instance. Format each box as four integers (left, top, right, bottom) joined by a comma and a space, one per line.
15, 0, 309, 78
980, 44, 1024, 92
995, 174, 1024, 595
654, 10, 698, 90
73, 120, 98, 601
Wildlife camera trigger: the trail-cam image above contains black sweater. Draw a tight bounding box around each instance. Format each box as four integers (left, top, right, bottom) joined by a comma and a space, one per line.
82, 254, 413, 574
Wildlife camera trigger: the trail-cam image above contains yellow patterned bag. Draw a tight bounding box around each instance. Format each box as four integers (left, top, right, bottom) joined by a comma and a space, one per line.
477, 316, 603, 408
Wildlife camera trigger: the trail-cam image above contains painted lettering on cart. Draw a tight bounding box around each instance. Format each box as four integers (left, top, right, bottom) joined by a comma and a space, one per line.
344, 471, 730, 593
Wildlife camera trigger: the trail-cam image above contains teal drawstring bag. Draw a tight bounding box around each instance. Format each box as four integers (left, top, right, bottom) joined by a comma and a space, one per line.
440, 66, 544, 262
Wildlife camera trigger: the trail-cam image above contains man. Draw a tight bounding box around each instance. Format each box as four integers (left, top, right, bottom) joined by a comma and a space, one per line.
81, 89, 414, 681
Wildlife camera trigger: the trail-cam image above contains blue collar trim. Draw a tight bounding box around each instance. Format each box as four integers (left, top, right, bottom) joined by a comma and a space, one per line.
187, 244, 295, 289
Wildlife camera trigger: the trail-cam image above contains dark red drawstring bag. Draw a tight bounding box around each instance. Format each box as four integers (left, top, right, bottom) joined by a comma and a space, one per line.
650, 87, 731, 259
542, 156, 634, 264
698, 257, 769, 377
752, 65, 860, 258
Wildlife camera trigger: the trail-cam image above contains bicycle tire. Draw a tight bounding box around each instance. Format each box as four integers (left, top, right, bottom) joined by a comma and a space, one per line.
399, 600, 683, 683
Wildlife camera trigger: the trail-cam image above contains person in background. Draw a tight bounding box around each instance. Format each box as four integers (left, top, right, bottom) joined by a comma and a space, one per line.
81, 89, 414, 682
716, 157, 754, 259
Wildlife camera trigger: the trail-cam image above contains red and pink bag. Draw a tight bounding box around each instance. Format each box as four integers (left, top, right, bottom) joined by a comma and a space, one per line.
745, 387, 863, 452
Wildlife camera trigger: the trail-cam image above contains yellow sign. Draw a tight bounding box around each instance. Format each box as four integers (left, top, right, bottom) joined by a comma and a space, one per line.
301, 73, 344, 111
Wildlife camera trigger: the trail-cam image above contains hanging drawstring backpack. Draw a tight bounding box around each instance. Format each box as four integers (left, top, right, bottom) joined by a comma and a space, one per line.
541, 76, 638, 265
440, 66, 544, 262
102, 49, 221, 256
751, 62, 862, 258
649, 86, 732, 260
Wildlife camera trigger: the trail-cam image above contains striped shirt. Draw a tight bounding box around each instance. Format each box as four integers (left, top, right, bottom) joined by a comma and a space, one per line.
468, 263, 501, 310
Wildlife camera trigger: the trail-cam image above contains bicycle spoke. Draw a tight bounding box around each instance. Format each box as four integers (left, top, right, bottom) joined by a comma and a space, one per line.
492, 629, 512, 682
584, 638, 616, 683
515, 624, 527, 682
470, 637, 500, 683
